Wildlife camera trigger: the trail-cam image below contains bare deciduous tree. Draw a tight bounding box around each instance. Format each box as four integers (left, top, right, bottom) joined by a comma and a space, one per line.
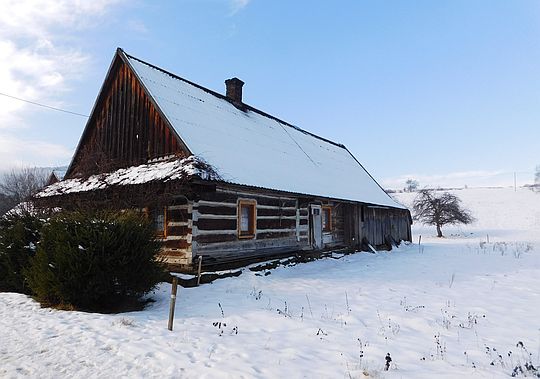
0, 167, 48, 214
412, 189, 474, 237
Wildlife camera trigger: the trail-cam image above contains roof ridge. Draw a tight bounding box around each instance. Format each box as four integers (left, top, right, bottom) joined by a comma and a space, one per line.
122, 50, 347, 150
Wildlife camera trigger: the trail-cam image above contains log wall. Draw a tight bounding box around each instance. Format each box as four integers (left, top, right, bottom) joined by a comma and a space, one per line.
190, 187, 312, 266
155, 185, 412, 269
159, 196, 194, 266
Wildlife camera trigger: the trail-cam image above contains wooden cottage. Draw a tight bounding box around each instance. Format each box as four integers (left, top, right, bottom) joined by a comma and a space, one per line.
36, 48, 412, 271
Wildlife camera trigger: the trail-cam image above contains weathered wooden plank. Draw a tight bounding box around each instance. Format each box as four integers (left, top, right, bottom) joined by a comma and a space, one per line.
143, 93, 149, 157
165, 235, 189, 241
163, 239, 190, 249
121, 66, 128, 160
198, 192, 238, 203
194, 229, 237, 236
111, 67, 120, 158
198, 191, 297, 208
161, 256, 191, 265
257, 228, 296, 234
130, 74, 137, 163
196, 235, 302, 252
160, 248, 191, 256
196, 241, 309, 262
257, 218, 295, 229
167, 225, 191, 236
197, 200, 237, 208
256, 205, 296, 210
257, 215, 297, 220
168, 221, 189, 227
196, 218, 237, 231
256, 208, 296, 217
216, 188, 296, 201
197, 205, 237, 215
257, 231, 294, 239
119, 66, 126, 157
197, 214, 237, 220
167, 209, 189, 222
257, 206, 296, 217
193, 233, 237, 244
169, 198, 189, 207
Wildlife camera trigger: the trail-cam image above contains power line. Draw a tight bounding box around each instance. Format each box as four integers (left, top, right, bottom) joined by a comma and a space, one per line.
0, 92, 89, 118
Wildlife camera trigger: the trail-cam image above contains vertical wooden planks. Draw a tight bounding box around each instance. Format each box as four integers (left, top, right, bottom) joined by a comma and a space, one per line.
68, 60, 189, 177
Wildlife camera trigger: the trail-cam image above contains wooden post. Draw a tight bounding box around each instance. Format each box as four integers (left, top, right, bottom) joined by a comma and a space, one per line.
168, 276, 178, 331
418, 235, 422, 253
196, 256, 203, 286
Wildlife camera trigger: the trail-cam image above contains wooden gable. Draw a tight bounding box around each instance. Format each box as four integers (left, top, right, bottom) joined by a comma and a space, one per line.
66, 50, 190, 178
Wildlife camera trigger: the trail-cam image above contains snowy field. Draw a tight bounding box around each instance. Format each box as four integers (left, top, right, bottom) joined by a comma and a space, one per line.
1, 187, 539, 378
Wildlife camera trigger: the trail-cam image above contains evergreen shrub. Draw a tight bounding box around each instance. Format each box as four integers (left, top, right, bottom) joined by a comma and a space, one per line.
25, 210, 165, 311
0, 211, 43, 293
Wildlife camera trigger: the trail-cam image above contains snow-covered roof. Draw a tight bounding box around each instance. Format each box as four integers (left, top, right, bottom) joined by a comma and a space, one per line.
36, 156, 220, 198
4, 202, 35, 217
125, 53, 404, 209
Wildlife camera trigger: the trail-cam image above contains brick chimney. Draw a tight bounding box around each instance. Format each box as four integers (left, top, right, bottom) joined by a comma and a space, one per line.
225, 77, 244, 104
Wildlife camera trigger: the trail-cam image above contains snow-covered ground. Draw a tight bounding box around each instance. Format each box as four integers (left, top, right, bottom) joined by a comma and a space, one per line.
1, 187, 539, 378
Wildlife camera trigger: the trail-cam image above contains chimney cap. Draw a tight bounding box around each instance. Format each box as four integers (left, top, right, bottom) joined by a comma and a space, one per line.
225, 77, 244, 86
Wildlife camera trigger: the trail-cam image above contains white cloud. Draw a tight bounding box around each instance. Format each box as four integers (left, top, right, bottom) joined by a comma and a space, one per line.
229, 0, 251, 15
0, 0, 123, 39
0, 0, 123, 167
0, 132, 73, 170
126, 19, 149, 35
0, 39, 87, 129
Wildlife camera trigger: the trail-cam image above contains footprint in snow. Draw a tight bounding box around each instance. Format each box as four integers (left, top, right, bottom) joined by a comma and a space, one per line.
187, 351, 197, 364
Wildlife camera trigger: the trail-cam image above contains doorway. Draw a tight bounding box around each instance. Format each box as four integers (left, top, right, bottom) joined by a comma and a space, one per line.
310, 204, 323, 249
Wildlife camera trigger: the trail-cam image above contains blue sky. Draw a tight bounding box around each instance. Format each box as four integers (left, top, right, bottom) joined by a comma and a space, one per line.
1, 0, 539, 188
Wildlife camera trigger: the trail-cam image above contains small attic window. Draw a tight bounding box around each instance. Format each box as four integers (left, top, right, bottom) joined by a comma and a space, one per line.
238, 199, 256, 239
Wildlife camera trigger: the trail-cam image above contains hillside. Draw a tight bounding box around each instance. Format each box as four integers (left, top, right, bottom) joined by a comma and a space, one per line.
1, 187, 539, 378
395, 187, 540, 242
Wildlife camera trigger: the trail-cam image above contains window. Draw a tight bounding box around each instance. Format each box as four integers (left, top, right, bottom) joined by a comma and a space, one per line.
322, 206, 332, 232
150, 207, 167, 237
238, 200, 256, 238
